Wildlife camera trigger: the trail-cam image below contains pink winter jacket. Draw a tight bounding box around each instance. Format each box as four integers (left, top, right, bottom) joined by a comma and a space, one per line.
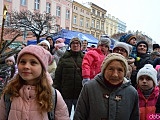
0, 85, 70, 120
82, 48, 106, 79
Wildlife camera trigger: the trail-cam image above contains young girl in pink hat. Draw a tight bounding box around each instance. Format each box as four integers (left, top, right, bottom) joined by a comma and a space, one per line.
5, 55, 18, 79
0, 45, 69, 120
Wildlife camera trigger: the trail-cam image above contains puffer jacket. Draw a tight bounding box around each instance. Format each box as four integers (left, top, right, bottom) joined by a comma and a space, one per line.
137, 87, 159, 120
53, 50, 84, 99
48, 59, 57, 80
82, 48, 105, 79
0, 85, 70, 120
74, 73, 139, 120
135, 53, 153, 71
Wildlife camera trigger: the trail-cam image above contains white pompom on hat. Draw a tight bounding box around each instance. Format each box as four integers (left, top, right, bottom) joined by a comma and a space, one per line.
137, 64, 157, 86
101, 53, 128, 76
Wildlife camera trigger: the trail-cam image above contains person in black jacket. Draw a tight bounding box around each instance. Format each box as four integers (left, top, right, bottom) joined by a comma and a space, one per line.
53, 37, 84, 116
131, 41, 153, 88
46, 36, 55, 55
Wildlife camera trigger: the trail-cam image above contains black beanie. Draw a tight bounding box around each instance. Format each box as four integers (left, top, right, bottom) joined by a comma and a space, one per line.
153, 44, 160, 50
136, 41, 148, 52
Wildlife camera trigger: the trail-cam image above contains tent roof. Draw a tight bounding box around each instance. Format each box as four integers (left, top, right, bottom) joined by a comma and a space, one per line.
52, 29, 99, 44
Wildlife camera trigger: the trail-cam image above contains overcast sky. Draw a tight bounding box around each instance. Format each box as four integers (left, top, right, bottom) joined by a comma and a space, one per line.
74, 0, 160, 44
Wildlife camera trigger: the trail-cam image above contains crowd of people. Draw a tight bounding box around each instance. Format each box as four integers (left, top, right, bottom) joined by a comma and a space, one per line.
0, 34, 160, 120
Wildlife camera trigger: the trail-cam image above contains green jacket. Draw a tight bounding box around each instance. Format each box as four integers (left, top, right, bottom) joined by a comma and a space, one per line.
53, 50, 84, 99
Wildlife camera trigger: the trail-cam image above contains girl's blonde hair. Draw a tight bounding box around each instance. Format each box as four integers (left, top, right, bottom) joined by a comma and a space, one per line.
1, 69, 54, 112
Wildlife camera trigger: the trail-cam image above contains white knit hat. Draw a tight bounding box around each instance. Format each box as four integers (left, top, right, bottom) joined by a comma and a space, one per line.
97, 37, 111, 48
113, 42, 132, 56
39, 40, 50, 49
137, 64, 157, 86
5, 55, 15, 64
101, 53, 128, 76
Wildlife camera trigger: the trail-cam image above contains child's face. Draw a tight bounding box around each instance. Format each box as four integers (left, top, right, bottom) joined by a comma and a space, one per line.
138, 75, 154, 91
18, 54, 42, 85
6, 60, 14, 66
129, 38, 136, 45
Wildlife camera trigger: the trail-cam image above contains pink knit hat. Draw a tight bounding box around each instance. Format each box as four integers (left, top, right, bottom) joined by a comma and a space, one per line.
155, 65, 160, 71
5, 55, 15, 64
17, 45, 53, 71
56, 38, 65, 43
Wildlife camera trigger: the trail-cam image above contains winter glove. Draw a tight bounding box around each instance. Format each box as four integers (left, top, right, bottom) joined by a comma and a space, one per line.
82, 78, 90, 86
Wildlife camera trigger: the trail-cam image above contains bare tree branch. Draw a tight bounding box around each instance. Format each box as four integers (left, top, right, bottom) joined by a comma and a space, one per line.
10, 10, 56, 43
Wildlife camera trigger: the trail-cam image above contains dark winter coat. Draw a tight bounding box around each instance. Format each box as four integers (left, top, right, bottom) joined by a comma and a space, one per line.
53, 50, 84, 99
135, 53, 153, 71
131, 53, 153, 88
74, 73, 139, 120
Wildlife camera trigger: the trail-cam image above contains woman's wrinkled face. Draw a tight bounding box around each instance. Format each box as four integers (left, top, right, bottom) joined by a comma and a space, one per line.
18, 54, 42, 85
104, 60, 125, 85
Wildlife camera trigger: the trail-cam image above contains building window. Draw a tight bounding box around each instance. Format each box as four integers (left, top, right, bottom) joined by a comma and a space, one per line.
46, 2, 51, 13
21, 0, 26, 6
56, 6, 61, 17
106, 27, 108, 34
110, 28, 112, 35
81, 9, 84, 13
96, 21, 100, 29
66, 10, 70, 19
91, 20, 95, 28
86, 11, 89, 15
92, 9, 95, 14
73, 16, 77, 24
101, 23, 104, 30
34, 0, 40, 10
97, 11, 100, 17
102, 13, 104, 18
80, 18, 84, 26
6, 0, 12, 2
86, 20, 89, 28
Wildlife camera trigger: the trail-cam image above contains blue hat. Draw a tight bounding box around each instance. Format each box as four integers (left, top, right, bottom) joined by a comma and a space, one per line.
119, 34, 127, 42
119, 34, 136, 43
125, 34, 136, 43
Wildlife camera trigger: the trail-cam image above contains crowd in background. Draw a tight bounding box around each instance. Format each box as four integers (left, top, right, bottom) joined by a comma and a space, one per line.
0, 33, 160, 120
